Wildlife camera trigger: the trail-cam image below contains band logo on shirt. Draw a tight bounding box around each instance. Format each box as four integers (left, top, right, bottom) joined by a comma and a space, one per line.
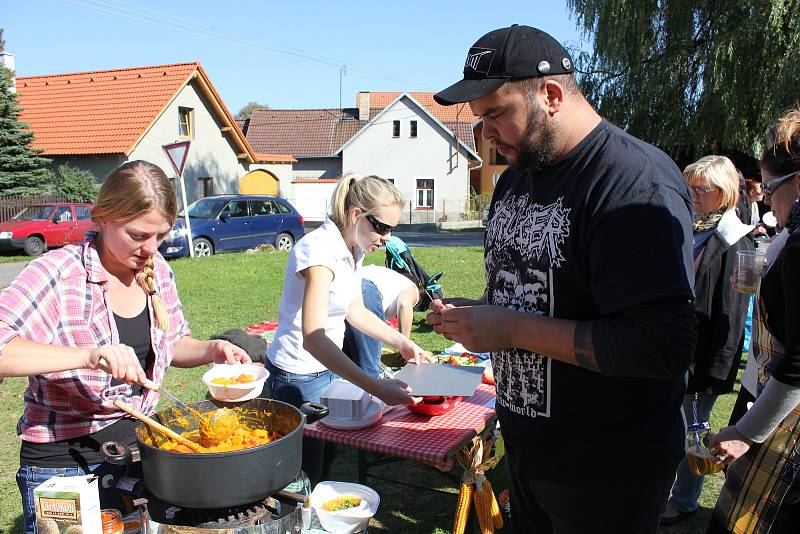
485, 192, 571, 419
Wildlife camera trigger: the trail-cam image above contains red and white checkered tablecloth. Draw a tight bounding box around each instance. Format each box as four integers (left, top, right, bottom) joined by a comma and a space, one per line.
304, 383, 496, 471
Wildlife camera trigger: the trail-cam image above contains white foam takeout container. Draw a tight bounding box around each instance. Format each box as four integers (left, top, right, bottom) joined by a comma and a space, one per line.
320, 379, 372, 419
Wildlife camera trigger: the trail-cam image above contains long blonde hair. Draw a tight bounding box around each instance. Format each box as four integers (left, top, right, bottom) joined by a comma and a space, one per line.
329, 173, 404, 231
683, 155, 740, 212
92, 160, 177, 331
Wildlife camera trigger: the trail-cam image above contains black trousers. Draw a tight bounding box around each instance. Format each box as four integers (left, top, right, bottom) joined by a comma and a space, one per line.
505, 441, 675, 534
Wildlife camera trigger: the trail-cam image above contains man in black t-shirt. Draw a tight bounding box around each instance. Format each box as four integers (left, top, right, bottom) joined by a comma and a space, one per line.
427, 25, 697, 534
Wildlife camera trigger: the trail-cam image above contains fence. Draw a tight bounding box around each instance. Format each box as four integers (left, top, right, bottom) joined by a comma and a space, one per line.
0, 194, 69, 222
289, 197, 492, 225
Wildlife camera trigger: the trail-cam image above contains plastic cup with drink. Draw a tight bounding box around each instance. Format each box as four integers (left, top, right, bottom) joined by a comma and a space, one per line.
733, 250, 767, 294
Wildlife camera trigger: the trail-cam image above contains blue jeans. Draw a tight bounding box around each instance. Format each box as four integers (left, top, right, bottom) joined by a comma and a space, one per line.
16, 462, 133, 534
667, 392, 718, 512
265, 360, 335, 486
342, 279, 384, 378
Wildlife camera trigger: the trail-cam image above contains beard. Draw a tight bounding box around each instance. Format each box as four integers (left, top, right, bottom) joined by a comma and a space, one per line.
507, 104, 558, 172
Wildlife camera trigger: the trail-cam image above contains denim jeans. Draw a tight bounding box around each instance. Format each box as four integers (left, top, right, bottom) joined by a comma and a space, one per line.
667, 391, 719, 512
265, 360, 335, 486
16, 462, 133, 534
342, 279, 384, 378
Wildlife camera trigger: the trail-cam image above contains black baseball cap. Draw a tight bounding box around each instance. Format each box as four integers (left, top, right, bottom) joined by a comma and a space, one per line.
434, 24, 574, 106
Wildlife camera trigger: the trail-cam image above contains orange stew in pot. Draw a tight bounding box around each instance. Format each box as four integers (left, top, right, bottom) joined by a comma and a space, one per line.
160, 426, 281, 453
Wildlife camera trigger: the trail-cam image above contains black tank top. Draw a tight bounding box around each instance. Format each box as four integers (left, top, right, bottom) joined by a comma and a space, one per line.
20, 306, 155, 467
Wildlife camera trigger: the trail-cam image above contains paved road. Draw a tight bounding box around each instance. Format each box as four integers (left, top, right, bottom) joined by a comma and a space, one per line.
0, 261, 27, 288
392, 229, 484, 248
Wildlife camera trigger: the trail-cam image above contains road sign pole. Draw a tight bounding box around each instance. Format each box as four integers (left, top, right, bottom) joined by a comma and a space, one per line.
162, 141, 194, 258
177, 169, 194, 258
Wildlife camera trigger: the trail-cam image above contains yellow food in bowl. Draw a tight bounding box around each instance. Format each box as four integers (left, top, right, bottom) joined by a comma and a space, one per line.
321, 496, 362, 512
211, 373, 256, 385
160, 426, 280, 453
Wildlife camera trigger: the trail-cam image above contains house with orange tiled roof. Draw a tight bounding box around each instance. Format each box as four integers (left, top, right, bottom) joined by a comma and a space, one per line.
241, 91, 482, 222
16, 62, 295, 203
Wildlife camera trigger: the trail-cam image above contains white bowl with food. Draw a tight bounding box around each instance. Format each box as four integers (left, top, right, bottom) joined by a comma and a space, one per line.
310, 481, 380, 534
201, 363, 269, 402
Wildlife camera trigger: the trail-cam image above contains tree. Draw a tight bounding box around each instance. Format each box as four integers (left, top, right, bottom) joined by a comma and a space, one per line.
236, 101, 269, 119
52, 164, 98, 203
0, 64, 52, 195
567, 0, 800, 161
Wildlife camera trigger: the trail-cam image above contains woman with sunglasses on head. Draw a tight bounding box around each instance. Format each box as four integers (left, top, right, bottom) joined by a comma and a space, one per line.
659, 156, 755, 526
706, 109, 800, 534
265, 173, 429, 485
0, 161, 250, 534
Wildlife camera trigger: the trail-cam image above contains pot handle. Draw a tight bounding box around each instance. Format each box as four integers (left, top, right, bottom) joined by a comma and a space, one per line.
101, 441, 132, 465
300, 402, 328, 424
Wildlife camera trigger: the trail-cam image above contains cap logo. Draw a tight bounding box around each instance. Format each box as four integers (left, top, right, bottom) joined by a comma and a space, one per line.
537, 61, 551, 75
464, 47, 495, 75
562, 58, 572, 70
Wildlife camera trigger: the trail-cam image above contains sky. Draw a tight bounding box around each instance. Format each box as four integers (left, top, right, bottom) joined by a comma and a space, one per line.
3, 0, 590, 114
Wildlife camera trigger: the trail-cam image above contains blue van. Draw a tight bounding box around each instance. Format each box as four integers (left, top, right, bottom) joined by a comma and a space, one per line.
159, 195, 305, 258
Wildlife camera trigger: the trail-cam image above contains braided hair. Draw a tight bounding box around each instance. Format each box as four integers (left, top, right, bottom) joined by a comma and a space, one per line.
93, 160, 177, 331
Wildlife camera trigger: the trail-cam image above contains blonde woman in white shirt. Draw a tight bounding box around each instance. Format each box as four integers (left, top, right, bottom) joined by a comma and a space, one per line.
266, 173, 428, 484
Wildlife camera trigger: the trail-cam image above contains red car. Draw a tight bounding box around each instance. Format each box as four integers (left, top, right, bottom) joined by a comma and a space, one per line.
0, 203, 97, 256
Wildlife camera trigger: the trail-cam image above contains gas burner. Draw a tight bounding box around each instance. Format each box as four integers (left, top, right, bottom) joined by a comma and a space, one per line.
118, 473, 310, 532
147, 496, 280, 528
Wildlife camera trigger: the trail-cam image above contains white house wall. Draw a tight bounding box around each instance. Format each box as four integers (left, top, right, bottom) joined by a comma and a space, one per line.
128, 80, 247, 204
340, 97, 471, 223
286, 183, 337, 222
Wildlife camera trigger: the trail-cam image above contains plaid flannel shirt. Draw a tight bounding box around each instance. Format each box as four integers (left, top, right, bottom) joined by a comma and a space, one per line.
0, 239, 191, 442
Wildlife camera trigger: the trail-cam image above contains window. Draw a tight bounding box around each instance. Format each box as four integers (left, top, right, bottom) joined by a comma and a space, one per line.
275, 202, 292, 214
178, 107, 193, 138
75, 206, 92, 220
250, 200, 274, 215
224, 200, 249, 218
392, 120, 400, 137
410, 120, 418, 138
53, 206, 72, 222
416, 178, 434, 208
198, 177, 214, 197
490, 148, 507, 165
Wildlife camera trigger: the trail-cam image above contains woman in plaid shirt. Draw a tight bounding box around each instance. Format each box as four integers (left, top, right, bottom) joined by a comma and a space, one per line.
0, 161, 250, 534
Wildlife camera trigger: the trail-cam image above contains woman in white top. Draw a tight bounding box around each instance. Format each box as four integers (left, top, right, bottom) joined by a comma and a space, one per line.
266, 173, 428, 484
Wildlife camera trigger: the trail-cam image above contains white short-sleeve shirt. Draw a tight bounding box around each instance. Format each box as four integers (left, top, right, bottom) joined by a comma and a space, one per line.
361, 265, 417, 318
268, 219, 364, 374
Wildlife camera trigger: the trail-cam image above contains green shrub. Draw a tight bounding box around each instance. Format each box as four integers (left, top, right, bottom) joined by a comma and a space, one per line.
52, 164, 99, 202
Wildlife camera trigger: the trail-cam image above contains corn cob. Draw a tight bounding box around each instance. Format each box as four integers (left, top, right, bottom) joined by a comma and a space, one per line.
453, 482, 474, 534
472, 481, 495, 534
483, 479, 504, 529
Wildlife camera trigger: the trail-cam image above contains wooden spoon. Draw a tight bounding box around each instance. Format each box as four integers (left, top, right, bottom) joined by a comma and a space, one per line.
112, 399, 204, 453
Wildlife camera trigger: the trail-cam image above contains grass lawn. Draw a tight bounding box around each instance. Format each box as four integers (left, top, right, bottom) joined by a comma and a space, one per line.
0, 246, 738, 533
0, 253, 32, 264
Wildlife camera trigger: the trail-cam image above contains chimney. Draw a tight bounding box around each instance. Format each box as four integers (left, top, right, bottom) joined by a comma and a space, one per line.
357, 91, 370, 121
1, 52, 15, 93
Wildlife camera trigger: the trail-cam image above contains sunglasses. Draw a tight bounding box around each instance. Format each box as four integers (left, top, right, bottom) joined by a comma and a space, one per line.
690, 185, 716, 196
365, 214, 396, 236
763, 172, 797, 204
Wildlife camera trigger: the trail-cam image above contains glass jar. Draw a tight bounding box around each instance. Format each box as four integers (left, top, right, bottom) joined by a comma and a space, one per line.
101, 508, 124, 534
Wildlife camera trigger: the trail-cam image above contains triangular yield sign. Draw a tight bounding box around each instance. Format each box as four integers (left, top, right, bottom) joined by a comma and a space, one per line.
162, 141, 191, 176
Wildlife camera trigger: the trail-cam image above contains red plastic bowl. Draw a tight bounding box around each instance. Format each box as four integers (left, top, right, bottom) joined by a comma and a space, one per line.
407, 396, 463, 416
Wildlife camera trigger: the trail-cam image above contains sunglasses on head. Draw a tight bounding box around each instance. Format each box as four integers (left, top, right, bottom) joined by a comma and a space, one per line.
763, 171, 797, 204
365, 213, 396, 236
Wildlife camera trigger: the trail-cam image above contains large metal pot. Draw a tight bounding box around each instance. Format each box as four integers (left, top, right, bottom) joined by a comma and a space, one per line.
102, 397, 326, 508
